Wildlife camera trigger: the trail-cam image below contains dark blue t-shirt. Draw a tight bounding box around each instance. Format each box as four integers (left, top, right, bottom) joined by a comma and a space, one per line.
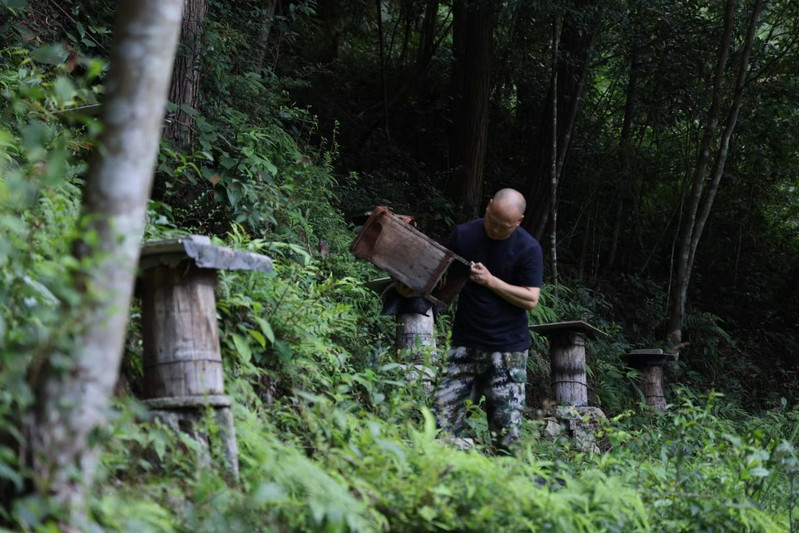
448, 219, 543, 352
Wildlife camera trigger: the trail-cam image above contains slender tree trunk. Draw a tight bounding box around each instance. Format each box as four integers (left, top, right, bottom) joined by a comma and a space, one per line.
254, 0, 278, 70
398, 0, 413, 62
521, 0, 600, 240
510, 4, 540, 146
416, 0, 440, 70
667, 0, 736, 349
389, 0, 445, 107
608, 0, 642, 268
448, 0, 467, 174
164, 0, 206, 150
356, 0, 449, 150
26, 0, 183, 522
447, 0, 496, 218
689, 0, 763, 277
549, 16, 562, 286
376, 0, 391, 142
666, 0, 764, 355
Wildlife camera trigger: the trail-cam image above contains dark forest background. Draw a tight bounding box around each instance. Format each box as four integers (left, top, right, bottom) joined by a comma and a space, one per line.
144, 0, 799, 404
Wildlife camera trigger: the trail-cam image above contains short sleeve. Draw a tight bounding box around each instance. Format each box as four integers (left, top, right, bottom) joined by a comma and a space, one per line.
517, 240, 543, 288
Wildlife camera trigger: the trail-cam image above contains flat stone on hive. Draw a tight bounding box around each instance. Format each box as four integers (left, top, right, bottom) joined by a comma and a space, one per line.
140, 235, 273, 272
529, 320, 606, 340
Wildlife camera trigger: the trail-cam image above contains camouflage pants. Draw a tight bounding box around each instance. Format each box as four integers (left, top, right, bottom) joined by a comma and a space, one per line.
434, 346, 528, 451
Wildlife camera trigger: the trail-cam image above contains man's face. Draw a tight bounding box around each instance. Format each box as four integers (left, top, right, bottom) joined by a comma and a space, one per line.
483, 200, 523, 240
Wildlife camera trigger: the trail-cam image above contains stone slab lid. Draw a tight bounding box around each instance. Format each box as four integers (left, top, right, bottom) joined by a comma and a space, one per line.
529, 320, 606, 340
140, 235, 273, 272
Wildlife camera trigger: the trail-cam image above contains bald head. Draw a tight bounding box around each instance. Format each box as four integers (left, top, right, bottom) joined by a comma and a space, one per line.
492, 188, 526, 217
483, 188, 526, 240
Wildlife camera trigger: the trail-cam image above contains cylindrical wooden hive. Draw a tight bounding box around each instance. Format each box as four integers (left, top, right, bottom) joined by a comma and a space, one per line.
641, 365, 666, 411
141, 264, 223, 399
549, 332, 588, 406
396, 312, 435, 352
622, 349, 669, 412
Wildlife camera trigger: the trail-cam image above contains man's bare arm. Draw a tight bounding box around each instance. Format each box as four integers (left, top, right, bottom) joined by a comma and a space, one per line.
469, 262, 540, 310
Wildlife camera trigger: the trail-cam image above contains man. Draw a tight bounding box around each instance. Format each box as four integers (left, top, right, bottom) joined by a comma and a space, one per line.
435, 188, 543, 452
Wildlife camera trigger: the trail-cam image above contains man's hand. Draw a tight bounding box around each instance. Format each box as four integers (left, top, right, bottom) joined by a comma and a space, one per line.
470, 261, 540, 310
469, 261, 493, 286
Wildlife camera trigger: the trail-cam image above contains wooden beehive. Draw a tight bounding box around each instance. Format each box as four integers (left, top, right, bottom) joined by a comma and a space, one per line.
140, 264, 224, 400
138, 235, 273, 401
350, 206, 470, 306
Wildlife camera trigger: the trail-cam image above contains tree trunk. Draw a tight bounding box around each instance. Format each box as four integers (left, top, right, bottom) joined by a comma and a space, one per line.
608, 0, 642, 268
509, 4, 541, 145
416, 0, 441, 70
26, 0, 183, 521
521, 0, 600, 240
355, 0, 449, 150
666, 0, 764, 356
397, 0, 413, 62
253, 0, 278, 70
163, 0, 207, 150
376, 0, 391, 142
549, 16, 561, 285
446, 0, 496, 219
317, 0, 343, 63
386, 0, 446, 107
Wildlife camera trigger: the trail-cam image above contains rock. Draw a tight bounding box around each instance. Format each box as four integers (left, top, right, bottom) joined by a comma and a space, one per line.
541, 405, 607, 453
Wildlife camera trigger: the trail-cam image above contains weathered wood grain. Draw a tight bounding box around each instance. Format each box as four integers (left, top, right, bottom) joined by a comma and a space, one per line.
141, 264, 223, 399
350, 207, 469, 306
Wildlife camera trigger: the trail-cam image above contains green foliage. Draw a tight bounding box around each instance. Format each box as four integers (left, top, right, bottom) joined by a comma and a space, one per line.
593, 392, 796, 532
0, 43, 107, 527
0, 46, 97, 416
214, 226, 389, 390
677, 309, 767, 407
17, 374, 795, 532
3, 1, 799, 531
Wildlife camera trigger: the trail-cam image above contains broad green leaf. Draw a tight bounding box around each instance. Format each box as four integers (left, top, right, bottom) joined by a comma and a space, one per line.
251, 482, 286, 505
248, 328, 266, 347
255, 316, 275, 343
232, 333, 251, 362
30, 44, 68, 65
